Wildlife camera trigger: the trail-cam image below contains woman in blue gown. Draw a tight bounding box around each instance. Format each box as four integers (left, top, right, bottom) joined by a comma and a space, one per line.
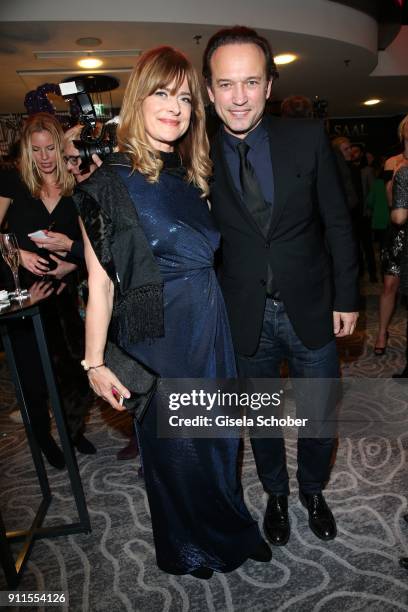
78, 46, 270, 578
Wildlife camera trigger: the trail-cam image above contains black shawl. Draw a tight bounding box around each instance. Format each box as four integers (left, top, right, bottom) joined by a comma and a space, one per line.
73, 153, 164, 346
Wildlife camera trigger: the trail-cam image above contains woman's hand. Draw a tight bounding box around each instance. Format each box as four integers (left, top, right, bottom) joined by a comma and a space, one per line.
30, 230, 73, 254
19, 249, 50, 275
87, 365, 130, 411
29, 280, 54, 303
46, 255, 77, 280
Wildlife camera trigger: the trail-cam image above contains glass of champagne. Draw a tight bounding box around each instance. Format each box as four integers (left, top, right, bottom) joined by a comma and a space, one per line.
0, 233, 24, 304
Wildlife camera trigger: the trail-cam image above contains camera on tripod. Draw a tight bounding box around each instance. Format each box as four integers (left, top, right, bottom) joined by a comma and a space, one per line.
59, 76, 119, 171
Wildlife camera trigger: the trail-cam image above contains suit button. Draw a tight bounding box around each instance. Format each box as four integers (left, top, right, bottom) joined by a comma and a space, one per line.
260, 279, 266, 286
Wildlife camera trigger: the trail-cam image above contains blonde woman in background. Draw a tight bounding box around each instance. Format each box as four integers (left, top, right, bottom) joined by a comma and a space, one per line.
0, 112, 96, 466
374, 115, 408, 360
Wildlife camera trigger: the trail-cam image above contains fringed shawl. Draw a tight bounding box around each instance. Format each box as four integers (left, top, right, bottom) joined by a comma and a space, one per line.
73, 153, 164, 346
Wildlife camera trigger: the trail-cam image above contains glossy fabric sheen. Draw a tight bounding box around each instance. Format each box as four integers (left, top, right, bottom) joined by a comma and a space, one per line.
121, 166, 232, 378
119, 160, 262, 574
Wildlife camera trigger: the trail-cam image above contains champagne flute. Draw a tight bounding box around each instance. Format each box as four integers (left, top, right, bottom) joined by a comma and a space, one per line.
0, 233, 24, 304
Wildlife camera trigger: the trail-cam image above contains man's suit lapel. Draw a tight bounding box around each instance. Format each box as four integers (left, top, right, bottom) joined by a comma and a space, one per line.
213, 131, 268, 238
265, 116, 293, 238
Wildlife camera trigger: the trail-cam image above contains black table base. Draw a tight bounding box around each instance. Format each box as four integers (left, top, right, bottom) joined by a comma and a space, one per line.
0, 304, 91, 588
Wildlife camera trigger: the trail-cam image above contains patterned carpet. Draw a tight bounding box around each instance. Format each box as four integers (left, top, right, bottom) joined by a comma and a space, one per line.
0, 279, 407, 612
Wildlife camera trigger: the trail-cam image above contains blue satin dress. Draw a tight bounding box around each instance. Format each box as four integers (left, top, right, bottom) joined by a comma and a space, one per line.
119, 155, 263, 575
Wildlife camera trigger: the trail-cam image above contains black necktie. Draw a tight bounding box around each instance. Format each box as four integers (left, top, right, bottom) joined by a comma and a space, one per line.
236, 141, 271, 236
236, 141, 278, 296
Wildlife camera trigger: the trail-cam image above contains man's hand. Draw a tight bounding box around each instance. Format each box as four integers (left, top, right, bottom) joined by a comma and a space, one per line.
333, 311, 359, 337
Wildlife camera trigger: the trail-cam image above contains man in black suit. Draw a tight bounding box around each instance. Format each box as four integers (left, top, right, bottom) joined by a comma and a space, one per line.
203, 26, 359, 546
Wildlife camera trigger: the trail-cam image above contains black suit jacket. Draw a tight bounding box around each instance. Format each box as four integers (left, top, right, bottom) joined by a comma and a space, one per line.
210, 116, 359, 355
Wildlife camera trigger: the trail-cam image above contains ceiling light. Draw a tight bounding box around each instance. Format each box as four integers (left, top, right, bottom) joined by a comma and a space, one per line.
274, 53, 297, 65
76, 37, 102, 47
78, 57, 103, 69
363, 98, 381, 106
35, 50, 142, 60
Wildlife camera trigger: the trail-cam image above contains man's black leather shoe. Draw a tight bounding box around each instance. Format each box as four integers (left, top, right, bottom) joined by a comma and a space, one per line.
263, 494, 290, 546
300, 492, 337, 541
248, 539, 272, 562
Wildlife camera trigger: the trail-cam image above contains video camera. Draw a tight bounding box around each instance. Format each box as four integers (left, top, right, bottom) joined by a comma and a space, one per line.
59, 77, 118, 171
313, 97, 328, 119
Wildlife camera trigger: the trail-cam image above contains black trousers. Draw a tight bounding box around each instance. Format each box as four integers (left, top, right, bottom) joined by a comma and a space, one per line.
8, 289, 91, 441
8, 317, 51, 441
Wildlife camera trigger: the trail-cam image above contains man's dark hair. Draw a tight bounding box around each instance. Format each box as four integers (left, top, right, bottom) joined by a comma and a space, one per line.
202, 26, 279, 85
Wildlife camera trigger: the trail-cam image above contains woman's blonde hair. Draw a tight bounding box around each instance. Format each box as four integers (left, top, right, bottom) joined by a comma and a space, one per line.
20, 113, 75, 197
398, 114, 408, 143
117, 46, 211, 197
332, 136, 350, 150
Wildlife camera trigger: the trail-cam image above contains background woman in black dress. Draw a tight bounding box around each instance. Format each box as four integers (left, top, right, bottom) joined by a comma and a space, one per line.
374, 115, 408, 356
0, 112, 95, 467
390, 165, 408, 569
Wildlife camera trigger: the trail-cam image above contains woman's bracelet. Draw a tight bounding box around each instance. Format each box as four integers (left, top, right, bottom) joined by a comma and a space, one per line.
81, 360, 105, 372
